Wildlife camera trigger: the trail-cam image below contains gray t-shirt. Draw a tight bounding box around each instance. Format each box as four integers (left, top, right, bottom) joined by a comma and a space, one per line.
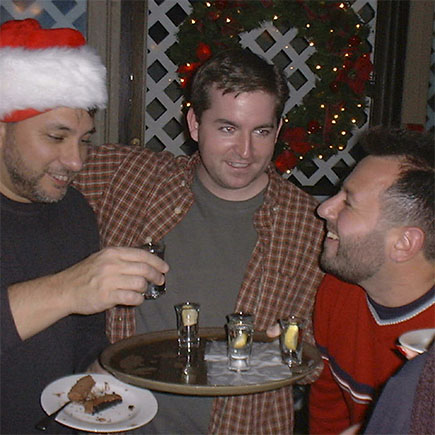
135, 175, 262, 434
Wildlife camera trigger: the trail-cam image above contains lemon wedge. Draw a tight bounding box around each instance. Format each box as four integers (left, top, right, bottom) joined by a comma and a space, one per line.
284, 324, 299, 350
233, 332, 248, 349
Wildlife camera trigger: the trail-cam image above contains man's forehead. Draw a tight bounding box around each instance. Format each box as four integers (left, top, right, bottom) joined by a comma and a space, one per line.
345, 156, 401, 195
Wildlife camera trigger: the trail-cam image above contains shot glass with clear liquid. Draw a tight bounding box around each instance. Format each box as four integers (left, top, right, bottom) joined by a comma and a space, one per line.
226, 312, 254, 371
174, 302, 200, 348
279, 316, 307, 372
140, 239, 166, 299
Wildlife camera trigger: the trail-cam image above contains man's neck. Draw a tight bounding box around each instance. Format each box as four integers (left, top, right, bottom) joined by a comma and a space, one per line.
361, 260, 435, 307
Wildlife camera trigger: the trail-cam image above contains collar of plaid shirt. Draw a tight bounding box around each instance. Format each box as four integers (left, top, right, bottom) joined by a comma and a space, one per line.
75, 145, 325, 433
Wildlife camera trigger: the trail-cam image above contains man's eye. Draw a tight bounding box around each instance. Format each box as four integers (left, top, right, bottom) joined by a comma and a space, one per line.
47, 135, 64, 142
81, 138, 92, 144
255, 128, 271, 136
220, 126, 234, 133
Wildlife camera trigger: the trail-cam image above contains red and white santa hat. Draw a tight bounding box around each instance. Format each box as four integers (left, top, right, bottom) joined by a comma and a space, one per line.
0, 18, 107, 122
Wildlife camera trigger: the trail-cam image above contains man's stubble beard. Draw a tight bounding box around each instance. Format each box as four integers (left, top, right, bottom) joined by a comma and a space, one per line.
2, 133, 68, 203
320, 227, 386, 285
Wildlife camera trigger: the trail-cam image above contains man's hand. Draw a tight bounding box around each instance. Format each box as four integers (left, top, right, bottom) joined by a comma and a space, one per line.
58, 246, 169, 314
266, 322, 280, 338
8, 247, 169, 340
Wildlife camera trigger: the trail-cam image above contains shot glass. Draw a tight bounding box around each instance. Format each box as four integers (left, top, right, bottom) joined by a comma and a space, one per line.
174, 302, 200, 348
140, 239, 166, 299
226, 312, 254, 371
279, 316, 306, 372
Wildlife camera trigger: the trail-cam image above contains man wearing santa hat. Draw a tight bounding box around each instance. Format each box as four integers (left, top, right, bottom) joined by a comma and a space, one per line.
0, 19, 167, 433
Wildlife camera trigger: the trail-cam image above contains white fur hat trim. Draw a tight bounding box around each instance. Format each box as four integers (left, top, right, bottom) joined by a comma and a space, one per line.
0, 45, 107, 120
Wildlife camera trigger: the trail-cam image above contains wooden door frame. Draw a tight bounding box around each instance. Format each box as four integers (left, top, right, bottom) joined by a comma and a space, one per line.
87, 0, 148, 146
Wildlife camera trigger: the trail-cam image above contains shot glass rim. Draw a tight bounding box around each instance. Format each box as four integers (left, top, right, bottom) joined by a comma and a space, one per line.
174, 302, 201, 311
279, 315, 307, 328
226, 311, 254, 323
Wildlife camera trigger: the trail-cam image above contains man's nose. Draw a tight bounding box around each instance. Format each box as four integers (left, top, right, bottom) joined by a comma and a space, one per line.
235, 132, 253, 158
59, 142, 85, 172
317, 193, 342, 220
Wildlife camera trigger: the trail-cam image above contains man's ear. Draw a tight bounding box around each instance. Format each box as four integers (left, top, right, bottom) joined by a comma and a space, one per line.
390, 226, 425, 262
186, 108, 199, 142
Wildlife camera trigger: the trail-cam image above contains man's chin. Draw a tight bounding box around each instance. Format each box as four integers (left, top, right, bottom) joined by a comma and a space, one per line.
319, 253, 336, 273
32, 187, 68, 203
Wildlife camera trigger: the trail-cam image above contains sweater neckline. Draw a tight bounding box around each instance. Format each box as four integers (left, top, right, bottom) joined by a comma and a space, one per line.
367, 286, 434, 325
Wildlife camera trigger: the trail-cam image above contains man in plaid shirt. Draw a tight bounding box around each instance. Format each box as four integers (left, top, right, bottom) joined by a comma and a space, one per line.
75, 49, 324, 434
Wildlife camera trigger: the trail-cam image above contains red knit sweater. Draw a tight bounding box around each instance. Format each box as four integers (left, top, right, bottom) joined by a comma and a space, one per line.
309, 274, 435, 434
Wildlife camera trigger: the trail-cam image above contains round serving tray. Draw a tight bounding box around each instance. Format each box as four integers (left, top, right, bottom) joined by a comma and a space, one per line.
100, 327, 321, 396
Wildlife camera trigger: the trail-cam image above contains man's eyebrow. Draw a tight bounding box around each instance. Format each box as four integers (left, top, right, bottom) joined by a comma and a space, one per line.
214, 118, 275, 129
215, 118, 237, 126
47, 124, 96, 135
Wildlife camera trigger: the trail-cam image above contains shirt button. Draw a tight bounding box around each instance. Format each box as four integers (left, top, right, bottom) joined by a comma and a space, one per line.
117, 317, 122, 322
174, 206, 182, 214
273, 206, 279, 212
180, 180, 186, 187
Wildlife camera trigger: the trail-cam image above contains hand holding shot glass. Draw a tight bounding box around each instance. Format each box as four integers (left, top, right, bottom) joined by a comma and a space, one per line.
226, 312, 254, 371
174, 302, 200, 348
140, 239, 166, 299
279, 316, 307, 372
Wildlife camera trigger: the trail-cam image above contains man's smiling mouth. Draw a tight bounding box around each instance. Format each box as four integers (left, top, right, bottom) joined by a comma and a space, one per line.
326, 231, 339, 240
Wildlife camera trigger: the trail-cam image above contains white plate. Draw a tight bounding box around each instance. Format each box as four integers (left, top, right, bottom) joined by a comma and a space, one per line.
40, 373, 158, 433
399, 328, 435, 354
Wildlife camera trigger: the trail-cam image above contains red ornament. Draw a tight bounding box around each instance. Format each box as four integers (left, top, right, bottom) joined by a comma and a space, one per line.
275, 150, 298, 173
336, 54, 373, 95
281, 127, 312, 154
177, 62, 200, 74
177, 62, 201, 88
196, 42, 212, 62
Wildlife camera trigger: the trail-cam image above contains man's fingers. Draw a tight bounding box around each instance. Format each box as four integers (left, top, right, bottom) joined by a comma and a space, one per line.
103, 246, 169, 273
266, 323, 280, 338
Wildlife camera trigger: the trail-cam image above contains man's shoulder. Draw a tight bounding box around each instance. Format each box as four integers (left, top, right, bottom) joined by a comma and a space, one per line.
271, 171, 319, 208
87, 143, 169, 163
81, 145, 193, 187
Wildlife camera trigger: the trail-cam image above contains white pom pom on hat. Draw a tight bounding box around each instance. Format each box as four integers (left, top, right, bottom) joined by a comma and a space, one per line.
0, 18, 107, 122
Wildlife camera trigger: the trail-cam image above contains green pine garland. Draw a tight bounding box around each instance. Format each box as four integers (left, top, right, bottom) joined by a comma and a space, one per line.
169, 0, 373, 173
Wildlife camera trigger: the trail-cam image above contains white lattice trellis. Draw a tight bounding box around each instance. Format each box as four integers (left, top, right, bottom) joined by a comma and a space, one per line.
145, 0, 378, 193
3, 0, 433, 191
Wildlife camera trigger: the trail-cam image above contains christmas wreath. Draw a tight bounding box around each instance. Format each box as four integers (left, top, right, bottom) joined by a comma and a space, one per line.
169, 0, 373, 173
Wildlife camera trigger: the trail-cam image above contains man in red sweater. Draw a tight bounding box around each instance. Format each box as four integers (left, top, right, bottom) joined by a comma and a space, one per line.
309, 127, 434, 434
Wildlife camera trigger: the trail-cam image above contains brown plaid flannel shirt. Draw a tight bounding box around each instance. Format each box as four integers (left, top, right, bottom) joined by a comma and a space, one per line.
74, 144, 325, 434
